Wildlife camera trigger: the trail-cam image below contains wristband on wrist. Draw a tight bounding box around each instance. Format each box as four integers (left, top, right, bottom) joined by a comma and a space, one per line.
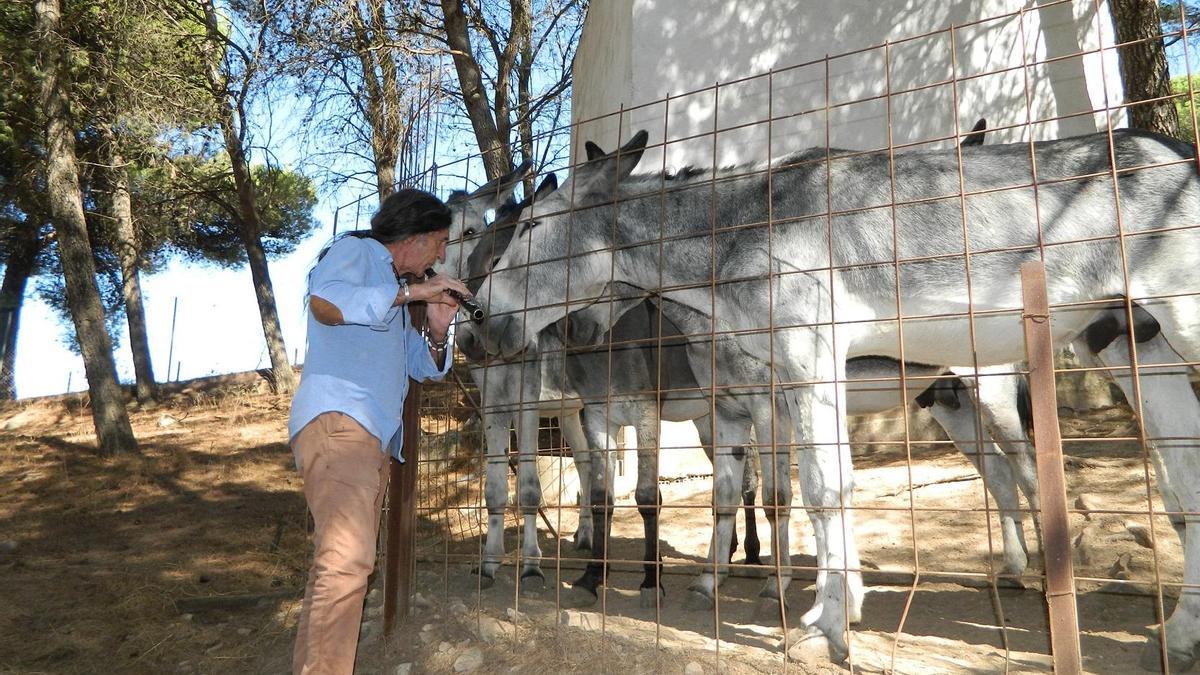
399, 280, 411, 304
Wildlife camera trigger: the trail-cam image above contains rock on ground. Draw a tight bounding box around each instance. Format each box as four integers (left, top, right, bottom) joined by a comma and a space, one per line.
453, 647, 484, 672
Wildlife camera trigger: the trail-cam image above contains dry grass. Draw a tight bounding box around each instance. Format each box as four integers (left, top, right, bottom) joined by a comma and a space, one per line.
0, 373, 307, 674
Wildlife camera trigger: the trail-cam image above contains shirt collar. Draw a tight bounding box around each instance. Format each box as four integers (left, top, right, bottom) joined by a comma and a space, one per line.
364, 237, 394, 265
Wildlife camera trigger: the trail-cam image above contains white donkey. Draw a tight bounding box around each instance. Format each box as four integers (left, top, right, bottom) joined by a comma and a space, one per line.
472, 128, 1200, 667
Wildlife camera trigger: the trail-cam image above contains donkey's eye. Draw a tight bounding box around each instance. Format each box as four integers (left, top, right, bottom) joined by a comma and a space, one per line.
463, 228, 477, 238
519, 220, 541, 237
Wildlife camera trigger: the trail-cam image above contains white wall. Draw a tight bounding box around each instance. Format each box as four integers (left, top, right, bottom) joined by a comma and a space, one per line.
567, 0, 1125, 482
572, 0, 1124, 170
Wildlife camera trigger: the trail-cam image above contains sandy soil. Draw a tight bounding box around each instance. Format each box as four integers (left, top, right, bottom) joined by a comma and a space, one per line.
0, 371, 1186, 674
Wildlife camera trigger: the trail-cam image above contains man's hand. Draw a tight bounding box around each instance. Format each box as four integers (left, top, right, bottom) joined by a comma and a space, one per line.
406, 275, 470, 306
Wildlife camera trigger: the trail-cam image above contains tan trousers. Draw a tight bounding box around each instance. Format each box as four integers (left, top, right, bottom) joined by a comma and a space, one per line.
292, 412, 389, 675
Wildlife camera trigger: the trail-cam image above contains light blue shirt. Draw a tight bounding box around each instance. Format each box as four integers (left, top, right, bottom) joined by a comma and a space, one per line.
288, 236, 453, 469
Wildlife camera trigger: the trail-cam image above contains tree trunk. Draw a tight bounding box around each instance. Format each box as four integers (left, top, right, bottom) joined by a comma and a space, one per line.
351, 0, 402, 200
35, 0, 138, 453
440, 0, 511, 180
201, 0, 296, 394
101, 125, 158, 403
225, 130, 296, 394
0, 226, 41, 400
1110, 0, 1180, 136
516, 0, 534, 195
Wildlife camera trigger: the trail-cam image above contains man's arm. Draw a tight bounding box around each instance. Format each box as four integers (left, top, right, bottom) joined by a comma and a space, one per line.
310, 295, 344, 326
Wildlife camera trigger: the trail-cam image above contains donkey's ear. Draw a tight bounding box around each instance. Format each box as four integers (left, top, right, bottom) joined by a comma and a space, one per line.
469, 159, 535, 208
534, 173, 558, 200
960, 118, 987, 147
572, 130, 649, 196
584, 141, 607, 161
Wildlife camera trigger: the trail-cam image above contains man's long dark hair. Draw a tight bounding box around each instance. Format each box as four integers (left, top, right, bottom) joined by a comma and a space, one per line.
316, 188, 451, 263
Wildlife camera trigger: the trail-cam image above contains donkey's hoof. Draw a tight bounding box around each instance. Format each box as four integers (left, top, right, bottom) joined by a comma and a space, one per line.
471, 566, 497, 590
784, 626, 848, 666
573, 531, 593, 551
683, 587, 715, 611
561, 584, 599, 609
995, 575, 1026, 590
758, 583, 783, 601
639, 586, 665, 609
1139, 631, 1197, 672
519, 569, 546, 596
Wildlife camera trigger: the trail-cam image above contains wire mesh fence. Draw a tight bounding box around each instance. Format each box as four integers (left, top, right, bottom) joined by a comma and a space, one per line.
383, 2, 1200, 671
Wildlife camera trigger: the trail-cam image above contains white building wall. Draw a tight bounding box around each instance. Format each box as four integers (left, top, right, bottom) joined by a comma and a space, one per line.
572, 0, 1124, 170
566, 0, 1124, 489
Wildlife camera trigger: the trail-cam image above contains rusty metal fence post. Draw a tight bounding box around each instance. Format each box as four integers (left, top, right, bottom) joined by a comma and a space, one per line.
1020, 261, 1082, 674
384, 305, 428, 636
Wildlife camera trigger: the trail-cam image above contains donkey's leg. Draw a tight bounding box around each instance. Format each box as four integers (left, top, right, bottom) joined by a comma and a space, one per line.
742, 444, 763, 566
634, 408, 665, 607
515, 402, 546, 593
691, 415, 734, 557
971, 368, 1041, 542
559, 410, 594, 551
564, 408, 618, 607
686, 411, 749, 609
923, 378, 1029, 579
479, 409, 514, 587
1092, 331, 1200, 671
781, 337, 860, 664
754, 396, 796, 606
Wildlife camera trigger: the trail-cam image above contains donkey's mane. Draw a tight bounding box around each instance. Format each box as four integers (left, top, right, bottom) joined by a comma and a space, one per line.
619, 146, 842, 192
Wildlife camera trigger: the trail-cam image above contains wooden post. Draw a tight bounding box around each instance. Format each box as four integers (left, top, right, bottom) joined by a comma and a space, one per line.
384, 304, 427, 636
1020, 262, 1083, 674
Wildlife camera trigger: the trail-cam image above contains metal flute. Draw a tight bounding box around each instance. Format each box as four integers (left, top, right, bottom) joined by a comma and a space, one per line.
423, 268, 485, 324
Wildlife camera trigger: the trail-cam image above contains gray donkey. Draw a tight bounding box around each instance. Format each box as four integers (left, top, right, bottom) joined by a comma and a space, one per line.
472, 128, 1200, 667
555, 133, 1040, 613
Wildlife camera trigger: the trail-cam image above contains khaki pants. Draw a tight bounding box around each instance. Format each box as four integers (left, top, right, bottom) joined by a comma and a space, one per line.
291, 412, 389, 675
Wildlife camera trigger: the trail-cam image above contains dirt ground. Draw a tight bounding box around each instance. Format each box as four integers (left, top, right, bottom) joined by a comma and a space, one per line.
0, 370, 1187, 674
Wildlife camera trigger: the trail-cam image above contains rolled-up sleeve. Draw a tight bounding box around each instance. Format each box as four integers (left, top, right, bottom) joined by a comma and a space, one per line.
309, 238, 399, 329
407, 317, 455, 382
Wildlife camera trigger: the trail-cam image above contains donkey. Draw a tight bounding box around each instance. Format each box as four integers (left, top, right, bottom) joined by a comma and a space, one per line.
440, 161, 533, 281
472, 128, 1200, 665
562, 134, 1039, 610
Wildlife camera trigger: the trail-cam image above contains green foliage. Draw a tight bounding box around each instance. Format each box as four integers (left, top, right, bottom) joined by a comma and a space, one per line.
136, 156, 319, 267
1173, 74, 1200, 143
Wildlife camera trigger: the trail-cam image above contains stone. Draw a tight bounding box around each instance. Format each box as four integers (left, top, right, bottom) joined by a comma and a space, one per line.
453, 648, 484, 672
0, 540, 17, 554
367, 588, 382, 604
450, 601, 468, 615
559, 609, 601, 630
1125, 521, 1156, 549
419, 631, 435, 645
181, 614, 194, 623
684, 662, 705, 675
477, 616, 513, 643
413, 592, 433, 608
1073, 525, 1103, 567
1108, 552, 1134, 580
393, 664, 413, 675
438, 641, 452, 653
505, 608, 526, 623
157, 414, 178, 428
236, 627, 252, 636
1074, 494, 1101, 520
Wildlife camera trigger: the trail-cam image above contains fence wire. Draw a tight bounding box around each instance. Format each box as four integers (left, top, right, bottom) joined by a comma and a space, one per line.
381, 2, 1200, 672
